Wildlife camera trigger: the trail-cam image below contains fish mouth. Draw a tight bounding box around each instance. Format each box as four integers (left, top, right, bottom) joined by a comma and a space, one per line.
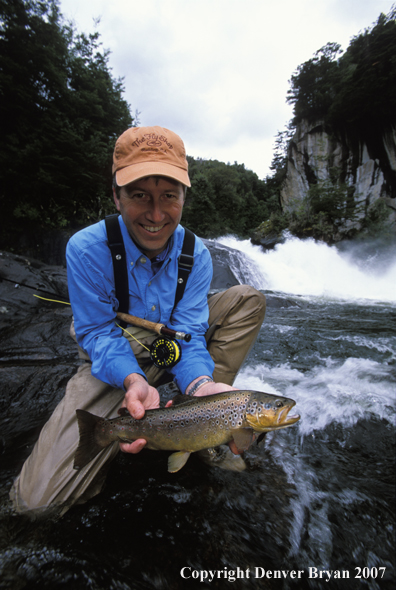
247, 400, 300, 431
277, 404, 300, 428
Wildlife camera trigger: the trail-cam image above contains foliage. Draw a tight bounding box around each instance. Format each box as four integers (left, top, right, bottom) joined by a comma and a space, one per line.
0, 0, 133, 249
286, 178, 357, 241
287, 7, 396, 134
182, 157, 281, 238
287, 42, 343, 124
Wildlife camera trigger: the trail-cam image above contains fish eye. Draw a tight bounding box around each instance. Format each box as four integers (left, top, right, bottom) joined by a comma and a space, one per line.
276, 400, 283, 408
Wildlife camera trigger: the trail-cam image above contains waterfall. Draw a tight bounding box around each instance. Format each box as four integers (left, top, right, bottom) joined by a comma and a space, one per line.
215, 234, 396, 303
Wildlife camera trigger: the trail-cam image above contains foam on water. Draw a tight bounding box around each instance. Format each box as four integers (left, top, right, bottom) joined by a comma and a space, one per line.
216, 234, 396, 303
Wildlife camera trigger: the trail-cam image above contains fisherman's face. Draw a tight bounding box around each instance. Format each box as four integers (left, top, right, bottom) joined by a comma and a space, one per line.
113, 176, 185, 259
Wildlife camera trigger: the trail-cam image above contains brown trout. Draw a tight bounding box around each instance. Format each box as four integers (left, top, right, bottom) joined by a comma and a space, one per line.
74, 390, 300, 473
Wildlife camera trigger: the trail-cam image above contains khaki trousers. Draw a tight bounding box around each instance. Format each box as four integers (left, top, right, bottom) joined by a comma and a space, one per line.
10, 285, 265, 515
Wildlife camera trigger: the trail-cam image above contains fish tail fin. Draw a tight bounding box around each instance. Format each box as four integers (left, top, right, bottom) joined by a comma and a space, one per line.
73, 409, 108, 470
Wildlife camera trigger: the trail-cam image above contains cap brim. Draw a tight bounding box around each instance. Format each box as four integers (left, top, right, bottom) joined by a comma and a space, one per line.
115, 162, 191, 188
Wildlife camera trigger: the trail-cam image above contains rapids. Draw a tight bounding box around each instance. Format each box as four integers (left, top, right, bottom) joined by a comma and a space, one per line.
0, 235, 395, 589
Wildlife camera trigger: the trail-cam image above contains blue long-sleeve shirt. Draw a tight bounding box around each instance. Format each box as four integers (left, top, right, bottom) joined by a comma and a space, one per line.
66, 217, 215, 394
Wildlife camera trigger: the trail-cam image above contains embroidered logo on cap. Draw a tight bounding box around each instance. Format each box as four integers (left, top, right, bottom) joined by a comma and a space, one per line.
131, 133, 174, 151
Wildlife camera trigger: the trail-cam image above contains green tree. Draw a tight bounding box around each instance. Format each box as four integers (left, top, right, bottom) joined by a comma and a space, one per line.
183, 172, 220, 237
0, 0, 133, 250
286, 7, 396, 134
329, 7, 396, 134
287, 42, 343, 125
183, 157, 280, 238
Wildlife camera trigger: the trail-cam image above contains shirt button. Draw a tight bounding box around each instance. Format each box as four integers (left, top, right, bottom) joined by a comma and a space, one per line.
140, 257, 146, 264
151, 305, 156, 311
130, 261, 134, 266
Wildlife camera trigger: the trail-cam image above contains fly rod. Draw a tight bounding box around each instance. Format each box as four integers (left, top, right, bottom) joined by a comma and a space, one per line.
116, 312, 191, 342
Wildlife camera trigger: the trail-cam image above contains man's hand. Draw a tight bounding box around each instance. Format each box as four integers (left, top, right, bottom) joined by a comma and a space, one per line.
189, 380, 237, 397
119, 373, 160, 455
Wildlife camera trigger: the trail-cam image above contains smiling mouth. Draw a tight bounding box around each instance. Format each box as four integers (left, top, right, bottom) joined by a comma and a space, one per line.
142, 224, 165, 233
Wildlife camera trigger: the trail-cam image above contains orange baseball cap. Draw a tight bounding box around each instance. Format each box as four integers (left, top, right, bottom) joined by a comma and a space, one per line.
112, 126, 191, 187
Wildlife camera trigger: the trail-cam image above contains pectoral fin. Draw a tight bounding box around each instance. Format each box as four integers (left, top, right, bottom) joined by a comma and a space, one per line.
231, 428, 255, 453
168, 451, 191, 473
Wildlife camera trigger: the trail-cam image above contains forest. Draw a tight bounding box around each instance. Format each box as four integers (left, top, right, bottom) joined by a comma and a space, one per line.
1, 0, 395, 255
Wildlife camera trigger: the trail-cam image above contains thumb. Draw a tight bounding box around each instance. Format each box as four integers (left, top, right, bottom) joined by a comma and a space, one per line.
128, 398, 145, 420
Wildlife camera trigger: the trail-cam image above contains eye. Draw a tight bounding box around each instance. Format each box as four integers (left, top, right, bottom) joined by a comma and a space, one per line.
276, 400, 283, 408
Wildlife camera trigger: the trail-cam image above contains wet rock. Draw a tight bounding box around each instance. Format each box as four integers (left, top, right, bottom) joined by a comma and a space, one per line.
250, 222, 285, 251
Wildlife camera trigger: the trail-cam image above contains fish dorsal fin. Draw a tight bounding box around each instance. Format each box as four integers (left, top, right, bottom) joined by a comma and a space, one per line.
230, 428, 254, 453
168, 451, 191, 473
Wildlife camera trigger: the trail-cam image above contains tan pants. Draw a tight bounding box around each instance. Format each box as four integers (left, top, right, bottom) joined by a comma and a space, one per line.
10, 285, 265, 515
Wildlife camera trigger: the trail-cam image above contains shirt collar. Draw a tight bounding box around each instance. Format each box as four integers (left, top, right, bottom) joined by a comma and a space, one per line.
151, 240, 171, 264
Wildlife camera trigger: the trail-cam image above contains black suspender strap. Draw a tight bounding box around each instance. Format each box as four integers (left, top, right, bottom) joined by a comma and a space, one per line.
174, 228, 195, 311
105, 217, 195, 325
105, 214, 129, 328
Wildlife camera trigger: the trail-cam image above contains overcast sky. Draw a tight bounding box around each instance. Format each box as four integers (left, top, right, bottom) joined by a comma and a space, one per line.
59, 0, 393, 179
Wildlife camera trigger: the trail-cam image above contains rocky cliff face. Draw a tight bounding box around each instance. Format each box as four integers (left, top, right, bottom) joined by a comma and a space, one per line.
280, 120, 396, 237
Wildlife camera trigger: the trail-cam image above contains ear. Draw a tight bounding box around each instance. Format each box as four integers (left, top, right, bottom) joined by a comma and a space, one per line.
113, 187, 121, 212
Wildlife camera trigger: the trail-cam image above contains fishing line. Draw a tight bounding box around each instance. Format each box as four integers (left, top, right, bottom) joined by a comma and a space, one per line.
116, 323, 150, 352
1, 276, 70, 303
33, 294, 71, 305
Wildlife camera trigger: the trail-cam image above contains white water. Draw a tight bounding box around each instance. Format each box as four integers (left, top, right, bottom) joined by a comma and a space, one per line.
216, 234, 396, 303
224, 232, 396, 431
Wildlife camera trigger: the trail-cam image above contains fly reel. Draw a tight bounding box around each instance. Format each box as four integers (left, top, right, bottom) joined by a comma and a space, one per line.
150, 336, 182, 369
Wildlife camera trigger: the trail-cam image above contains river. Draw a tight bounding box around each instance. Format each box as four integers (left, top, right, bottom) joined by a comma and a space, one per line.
0, 235, 395, 589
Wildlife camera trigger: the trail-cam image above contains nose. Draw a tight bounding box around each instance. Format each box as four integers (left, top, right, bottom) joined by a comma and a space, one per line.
146, 198, 165, 223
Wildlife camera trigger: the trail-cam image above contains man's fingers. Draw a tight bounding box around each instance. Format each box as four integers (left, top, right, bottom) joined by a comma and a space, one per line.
119, 439, 147, 454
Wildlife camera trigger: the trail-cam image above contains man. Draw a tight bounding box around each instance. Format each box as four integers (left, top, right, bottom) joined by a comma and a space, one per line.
10, 126, 266, 515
